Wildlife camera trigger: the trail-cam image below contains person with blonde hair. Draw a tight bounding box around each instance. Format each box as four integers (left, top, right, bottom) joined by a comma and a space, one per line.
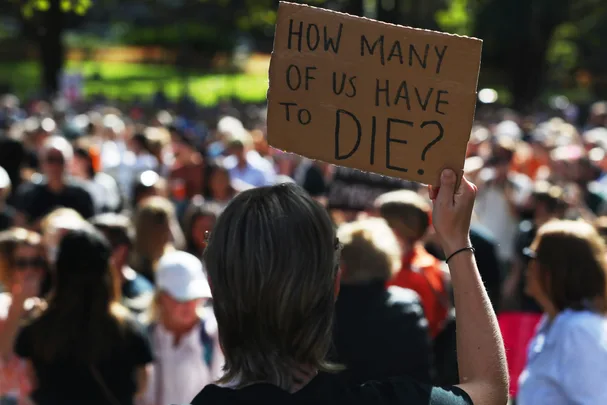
191, 170, 508, 405
142, 251, 222, 405
333, 217, 433, 384
518, 220, 607, 404
40, 208, 87, 266
0, 228, 46, 404
132, 196, 184, 283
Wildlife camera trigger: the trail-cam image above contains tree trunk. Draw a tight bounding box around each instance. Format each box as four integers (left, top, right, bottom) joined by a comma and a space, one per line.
37, 0, 65, 98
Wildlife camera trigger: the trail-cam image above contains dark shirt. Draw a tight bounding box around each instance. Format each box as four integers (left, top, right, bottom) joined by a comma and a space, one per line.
302, 164, 327, 197
14, 176, 95, 223
333, 282, 433, 384
514, 220, 542, 313
0, 204, 15, 231
469, 225, 501, 310
15, 317, 153, 405
191, 371, 472, 405
122, 270, 154, 315
425, 225, 501, 310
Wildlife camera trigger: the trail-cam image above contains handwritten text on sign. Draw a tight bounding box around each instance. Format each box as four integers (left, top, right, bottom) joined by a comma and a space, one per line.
267, 2, 483, 185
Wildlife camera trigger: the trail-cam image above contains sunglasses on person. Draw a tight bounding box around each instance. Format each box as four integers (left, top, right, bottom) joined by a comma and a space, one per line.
14, 257, 46, 270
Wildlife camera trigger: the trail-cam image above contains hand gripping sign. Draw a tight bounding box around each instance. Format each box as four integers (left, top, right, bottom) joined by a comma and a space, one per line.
267, 1, 482, 186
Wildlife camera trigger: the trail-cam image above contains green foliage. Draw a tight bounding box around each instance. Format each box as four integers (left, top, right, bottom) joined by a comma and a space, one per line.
435, 0, 472, 36
17, 0, 93, 18
547, 23, 579, 72
0, 61, 268, 106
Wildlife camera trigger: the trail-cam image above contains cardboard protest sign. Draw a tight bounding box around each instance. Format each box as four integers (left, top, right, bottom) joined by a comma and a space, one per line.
267, 1, 482, 185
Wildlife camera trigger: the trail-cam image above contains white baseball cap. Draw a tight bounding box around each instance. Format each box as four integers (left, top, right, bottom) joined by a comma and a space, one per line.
157, 251, 211, 301
0, 166, 10, 189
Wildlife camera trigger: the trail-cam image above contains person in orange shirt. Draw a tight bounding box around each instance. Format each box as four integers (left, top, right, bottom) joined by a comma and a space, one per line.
374, 190, 451, 339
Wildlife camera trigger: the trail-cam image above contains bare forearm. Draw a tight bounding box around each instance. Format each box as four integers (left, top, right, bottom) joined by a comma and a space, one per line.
448, 249, 508, 397
0, 299, 25, 356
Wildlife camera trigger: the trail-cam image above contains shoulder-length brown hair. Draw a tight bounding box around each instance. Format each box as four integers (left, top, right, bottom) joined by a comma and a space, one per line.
0, 227, 43, 287
204, 183, 341, 389
26, 226, 128, 363
532, 220, 607, 313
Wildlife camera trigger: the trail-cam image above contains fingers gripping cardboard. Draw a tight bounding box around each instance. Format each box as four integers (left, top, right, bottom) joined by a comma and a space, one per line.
267, 2, 482, 185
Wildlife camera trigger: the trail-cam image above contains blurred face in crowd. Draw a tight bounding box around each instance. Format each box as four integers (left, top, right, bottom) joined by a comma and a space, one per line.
229, 143, 247, 163
159, 292, 203, 329
192, 215, 215, 251
210, 168, 232, 199
71, 153, 90, 179
12, 243, 46, 286
493, 155, 510, 181
171, 138, 194, 162
43, 148, 66, 180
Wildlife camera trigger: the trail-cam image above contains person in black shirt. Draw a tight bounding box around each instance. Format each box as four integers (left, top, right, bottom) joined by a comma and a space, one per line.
13, 135, 95, 229
14, 226, 153, 405
333, 217, 433, 385
192, 171, 508, 405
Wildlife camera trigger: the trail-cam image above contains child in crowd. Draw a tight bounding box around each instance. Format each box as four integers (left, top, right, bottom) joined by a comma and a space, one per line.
142, 251, 223, 405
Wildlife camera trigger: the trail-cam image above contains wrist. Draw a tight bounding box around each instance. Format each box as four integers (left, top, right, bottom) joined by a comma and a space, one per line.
443, 237, 472, 258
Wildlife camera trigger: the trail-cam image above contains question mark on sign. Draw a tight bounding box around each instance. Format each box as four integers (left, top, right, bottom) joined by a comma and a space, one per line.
417, 121, 445, 175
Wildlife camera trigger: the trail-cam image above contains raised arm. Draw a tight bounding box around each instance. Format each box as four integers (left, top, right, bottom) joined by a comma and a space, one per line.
430, 169, 509, 405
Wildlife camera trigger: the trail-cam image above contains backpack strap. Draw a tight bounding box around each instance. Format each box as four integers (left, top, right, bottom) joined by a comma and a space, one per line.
199, 317, 214, 369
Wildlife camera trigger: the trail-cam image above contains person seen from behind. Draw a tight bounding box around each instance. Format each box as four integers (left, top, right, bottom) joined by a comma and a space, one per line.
333, 217, 433, 384
40, 208, 87, 267
191, 171, 508, 405
517, 220, 607, 405
0, 229, 46, 405
91, 213, 154, 319
142, 251, 223, 405
14, 226, 153, 405
374, 190, 450, 339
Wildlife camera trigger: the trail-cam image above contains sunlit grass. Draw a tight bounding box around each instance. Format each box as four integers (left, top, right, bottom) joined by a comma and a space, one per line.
0, 61, 269, 106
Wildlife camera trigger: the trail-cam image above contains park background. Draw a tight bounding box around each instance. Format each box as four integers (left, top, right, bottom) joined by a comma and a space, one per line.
0, 0, 605, 113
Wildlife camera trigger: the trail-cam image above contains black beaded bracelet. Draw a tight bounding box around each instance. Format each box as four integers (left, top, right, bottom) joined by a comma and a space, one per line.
445, 246, 475, 264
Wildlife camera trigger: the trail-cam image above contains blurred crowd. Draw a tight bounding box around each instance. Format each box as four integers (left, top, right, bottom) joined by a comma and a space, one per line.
0, 92, 606, 405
